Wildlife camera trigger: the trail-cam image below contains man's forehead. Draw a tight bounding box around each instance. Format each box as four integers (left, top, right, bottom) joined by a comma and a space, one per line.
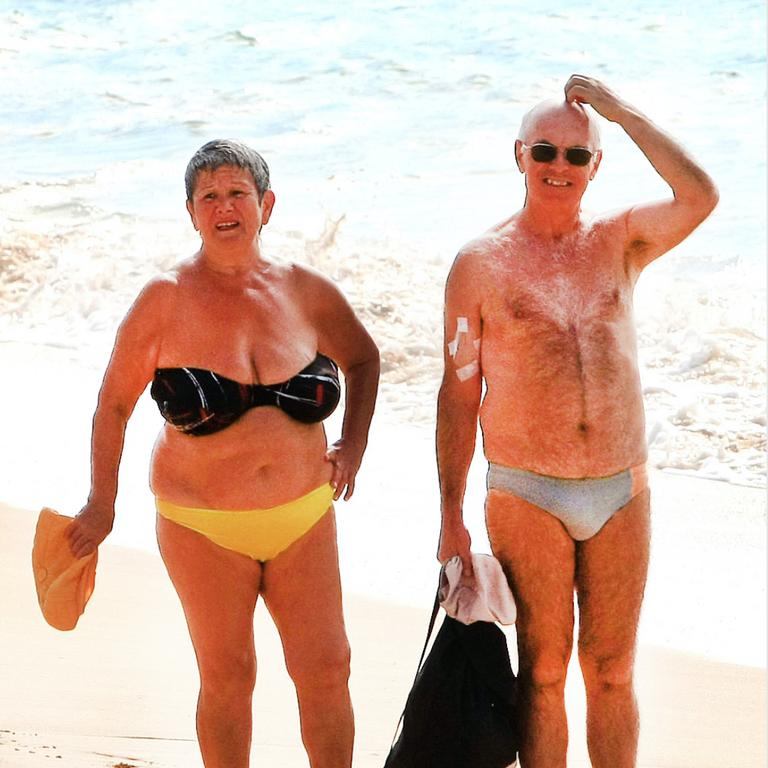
518, 99, 600, 146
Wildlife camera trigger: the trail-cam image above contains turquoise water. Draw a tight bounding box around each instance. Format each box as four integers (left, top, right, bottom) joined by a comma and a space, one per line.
1, 0, 765, 263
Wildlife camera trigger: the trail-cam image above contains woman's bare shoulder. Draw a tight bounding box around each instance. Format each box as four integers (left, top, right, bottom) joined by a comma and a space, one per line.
138, 270, 180, 299
123, 269, 183, 325
283, 261, 343, 297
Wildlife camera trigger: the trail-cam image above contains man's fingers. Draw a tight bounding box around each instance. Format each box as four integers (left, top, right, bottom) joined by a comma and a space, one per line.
565, 83, 589, 104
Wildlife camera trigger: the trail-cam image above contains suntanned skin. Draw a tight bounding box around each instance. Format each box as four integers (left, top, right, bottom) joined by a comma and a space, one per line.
437, 75, 718, 768
67, 161, 379, 768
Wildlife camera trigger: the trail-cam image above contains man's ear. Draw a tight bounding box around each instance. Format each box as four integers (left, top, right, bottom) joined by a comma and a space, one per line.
589, 149, 603, 181
514, 139, 525, 173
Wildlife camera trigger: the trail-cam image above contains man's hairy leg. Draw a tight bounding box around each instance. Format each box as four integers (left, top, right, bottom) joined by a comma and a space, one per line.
486, 489, 576, 768
576, 489, 651, 768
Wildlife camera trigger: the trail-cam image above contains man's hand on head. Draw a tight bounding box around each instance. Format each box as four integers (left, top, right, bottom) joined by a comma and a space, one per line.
564, 74, 629, 124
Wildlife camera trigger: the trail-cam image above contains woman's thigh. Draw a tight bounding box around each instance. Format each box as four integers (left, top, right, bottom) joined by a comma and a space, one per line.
156, 514, 262, 679
259, 509, 350, 679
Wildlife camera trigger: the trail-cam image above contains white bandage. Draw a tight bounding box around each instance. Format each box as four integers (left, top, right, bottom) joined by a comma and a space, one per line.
455, 360, 479, 381
447, 316, 480, 381
447, 316, 469, 359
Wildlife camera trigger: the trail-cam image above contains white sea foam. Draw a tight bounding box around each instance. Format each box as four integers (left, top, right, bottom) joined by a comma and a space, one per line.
1, 177, 764, 491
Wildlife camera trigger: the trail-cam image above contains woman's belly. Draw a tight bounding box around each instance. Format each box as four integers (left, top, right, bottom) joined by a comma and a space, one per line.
150, 406, 333, 509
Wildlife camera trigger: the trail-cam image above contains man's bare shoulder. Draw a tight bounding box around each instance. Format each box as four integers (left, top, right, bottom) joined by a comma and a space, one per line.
452, 217, 521, 274
585, 207, 631, 233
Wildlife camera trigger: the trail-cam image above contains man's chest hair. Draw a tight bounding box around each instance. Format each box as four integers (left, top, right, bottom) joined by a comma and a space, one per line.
485, 270, 630, 333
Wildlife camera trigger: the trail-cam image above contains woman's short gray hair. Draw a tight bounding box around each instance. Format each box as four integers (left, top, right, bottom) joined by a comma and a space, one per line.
185, 139, 271, 200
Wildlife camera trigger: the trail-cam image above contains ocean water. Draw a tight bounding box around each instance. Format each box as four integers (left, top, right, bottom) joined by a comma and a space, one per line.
0, 0, 765, 501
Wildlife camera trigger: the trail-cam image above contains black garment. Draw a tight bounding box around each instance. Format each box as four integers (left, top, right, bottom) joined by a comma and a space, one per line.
151, 353, 340, 436
384, 603, 519, 768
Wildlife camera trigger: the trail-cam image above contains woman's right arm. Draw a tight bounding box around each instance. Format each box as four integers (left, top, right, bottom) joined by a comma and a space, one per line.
67, 276, 175, 558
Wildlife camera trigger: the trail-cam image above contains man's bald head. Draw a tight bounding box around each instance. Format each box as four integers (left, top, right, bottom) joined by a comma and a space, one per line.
518, 99, 601, 150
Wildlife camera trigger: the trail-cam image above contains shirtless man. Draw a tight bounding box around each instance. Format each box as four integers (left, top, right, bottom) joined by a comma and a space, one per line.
436, 75, 718, 767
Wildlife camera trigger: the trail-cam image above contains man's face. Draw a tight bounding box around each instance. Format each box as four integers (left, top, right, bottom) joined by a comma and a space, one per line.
515, 104, 602, 201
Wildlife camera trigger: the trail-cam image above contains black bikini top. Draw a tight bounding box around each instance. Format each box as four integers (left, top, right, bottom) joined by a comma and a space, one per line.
150, 353, 340, 436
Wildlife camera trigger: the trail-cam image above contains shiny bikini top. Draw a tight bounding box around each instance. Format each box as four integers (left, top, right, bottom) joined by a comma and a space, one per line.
150, 353, 340, 436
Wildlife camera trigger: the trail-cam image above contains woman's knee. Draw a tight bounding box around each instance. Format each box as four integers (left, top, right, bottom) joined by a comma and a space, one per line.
285, 634, 351, 693
198, 648, 257, 700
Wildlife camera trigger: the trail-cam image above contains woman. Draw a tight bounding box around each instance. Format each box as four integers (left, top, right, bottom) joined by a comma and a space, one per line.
67, 139, 380, 768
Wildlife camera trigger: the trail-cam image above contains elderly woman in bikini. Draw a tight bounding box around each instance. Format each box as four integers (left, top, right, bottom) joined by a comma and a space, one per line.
67, 139, 380, 768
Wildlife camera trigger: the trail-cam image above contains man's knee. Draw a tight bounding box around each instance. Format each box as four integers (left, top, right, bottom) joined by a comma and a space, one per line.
523, 651, 570, 693
579, 645, 635, 691
286, 636, 351, 693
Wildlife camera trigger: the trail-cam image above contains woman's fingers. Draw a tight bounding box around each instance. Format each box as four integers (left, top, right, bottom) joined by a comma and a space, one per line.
66, 505, 113, 558
325, 442, 361, 501
66, 521, 96, 558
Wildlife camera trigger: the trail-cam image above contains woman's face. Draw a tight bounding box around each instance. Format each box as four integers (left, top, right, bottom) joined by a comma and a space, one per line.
186, 165, 275, 247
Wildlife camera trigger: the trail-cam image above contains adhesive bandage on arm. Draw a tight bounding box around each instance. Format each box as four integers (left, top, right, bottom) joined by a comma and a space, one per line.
447, 316, 481, 381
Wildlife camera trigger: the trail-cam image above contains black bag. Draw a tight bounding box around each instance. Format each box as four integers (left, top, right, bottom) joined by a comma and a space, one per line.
384, 592, 519, 768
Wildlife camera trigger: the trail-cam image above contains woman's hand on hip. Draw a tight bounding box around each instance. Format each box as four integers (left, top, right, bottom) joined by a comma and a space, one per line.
325, 438, 365, 501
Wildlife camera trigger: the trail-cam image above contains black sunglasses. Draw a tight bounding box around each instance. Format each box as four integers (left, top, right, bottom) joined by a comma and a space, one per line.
522, 142, 594, 167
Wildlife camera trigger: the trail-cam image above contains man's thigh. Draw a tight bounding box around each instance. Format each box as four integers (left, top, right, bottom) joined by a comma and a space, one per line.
575, 488, 651, 659
486, 489, 576, 661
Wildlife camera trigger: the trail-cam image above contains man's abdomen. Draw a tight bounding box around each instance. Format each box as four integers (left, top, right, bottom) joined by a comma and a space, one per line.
479, 320, 647, 477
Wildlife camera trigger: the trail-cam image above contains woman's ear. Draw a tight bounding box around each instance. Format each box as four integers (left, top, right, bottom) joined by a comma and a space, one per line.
261, 189, 276, 226
186, 199, 199, 231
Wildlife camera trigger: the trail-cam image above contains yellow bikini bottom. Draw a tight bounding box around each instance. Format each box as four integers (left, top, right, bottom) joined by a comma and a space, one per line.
156, 483, 334, 561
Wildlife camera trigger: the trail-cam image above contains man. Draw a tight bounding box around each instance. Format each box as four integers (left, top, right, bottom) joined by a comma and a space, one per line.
436, 74, 718, 767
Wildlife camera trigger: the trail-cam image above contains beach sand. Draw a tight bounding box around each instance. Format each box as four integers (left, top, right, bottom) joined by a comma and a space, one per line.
1, 477, 765, 768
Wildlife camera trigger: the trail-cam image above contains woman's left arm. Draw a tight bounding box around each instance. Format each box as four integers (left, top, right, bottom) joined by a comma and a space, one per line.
299, 267, 380, 500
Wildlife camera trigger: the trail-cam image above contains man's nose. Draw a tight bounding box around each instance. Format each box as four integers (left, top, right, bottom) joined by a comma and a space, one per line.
550, 150, 570, 170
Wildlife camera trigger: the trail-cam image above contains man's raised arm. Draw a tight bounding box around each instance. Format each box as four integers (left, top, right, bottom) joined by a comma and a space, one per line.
566, 74, 719, 270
